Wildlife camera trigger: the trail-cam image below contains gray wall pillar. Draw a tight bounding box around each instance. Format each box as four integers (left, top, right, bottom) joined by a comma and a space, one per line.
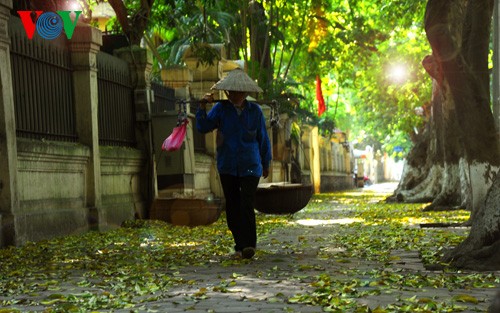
68, 25, 104, 229
494, 0, 500, 136
115, 47, 157, 215
0, 0, 20, 246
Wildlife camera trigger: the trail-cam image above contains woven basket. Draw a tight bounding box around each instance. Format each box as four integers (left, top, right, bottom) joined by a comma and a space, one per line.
254, 183, 313, 214
150, 198, 222, 226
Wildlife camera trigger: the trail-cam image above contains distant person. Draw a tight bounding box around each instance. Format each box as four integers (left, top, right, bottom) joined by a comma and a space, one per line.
196, 69, 272, 260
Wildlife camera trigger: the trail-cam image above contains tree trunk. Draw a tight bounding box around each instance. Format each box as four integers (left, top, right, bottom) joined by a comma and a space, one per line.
248, 1, 272, 90
108, 0, 153, 46
445, 171, 500, 270
424, 0, 500, 215
393, 0, 500, 270
389, 63, 468, 212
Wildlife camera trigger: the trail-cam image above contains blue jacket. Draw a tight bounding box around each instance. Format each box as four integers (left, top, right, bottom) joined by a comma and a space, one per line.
196, 100, 272, 177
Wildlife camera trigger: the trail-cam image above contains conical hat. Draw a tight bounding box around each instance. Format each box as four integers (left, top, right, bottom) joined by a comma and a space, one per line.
211, 69, 263, 93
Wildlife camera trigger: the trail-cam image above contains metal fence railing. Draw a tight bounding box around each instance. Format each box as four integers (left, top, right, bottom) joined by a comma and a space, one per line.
9, 15, 175, 149
151, 81, 176, 113
96, 51, 136, 147
9, 16, 77, 142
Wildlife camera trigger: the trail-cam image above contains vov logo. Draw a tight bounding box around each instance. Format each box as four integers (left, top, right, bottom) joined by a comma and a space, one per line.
17, 11, 82, 40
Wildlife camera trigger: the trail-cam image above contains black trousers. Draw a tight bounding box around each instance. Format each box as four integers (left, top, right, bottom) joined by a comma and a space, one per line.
219, 174, 260, 252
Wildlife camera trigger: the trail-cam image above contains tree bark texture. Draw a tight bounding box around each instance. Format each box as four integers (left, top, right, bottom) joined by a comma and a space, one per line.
394, 0, 500, 270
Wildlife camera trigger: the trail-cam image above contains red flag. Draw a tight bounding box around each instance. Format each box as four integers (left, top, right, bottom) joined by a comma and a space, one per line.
316, 75, 326, 116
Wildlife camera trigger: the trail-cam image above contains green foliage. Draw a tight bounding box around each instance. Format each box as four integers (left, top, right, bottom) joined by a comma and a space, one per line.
310, 2, 429, 154
155, 1, 240, 65
103, 0, 432, 154
290, 121, 301, 145
248, 0, 431, 153
189, 42, 222, 66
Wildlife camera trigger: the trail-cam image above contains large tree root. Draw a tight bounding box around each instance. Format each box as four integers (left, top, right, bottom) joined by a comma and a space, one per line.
443, 173, 500, 271
389, 163, 464, 212
445, 240, 500, 271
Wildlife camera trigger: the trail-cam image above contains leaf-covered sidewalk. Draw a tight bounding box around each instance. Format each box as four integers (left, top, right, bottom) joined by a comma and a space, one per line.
1, 183, 499, 313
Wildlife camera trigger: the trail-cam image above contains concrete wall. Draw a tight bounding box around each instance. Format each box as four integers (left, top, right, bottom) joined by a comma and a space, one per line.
16, 139, 90, 242
100, 146, 146, 224
0, 2, 154, 246
320, 172, 353, 192
0, 0, 19, 247
12, 139, 146, 243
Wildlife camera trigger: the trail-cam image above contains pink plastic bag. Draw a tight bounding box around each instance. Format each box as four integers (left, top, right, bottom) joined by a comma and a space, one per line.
162, 120, 188, 152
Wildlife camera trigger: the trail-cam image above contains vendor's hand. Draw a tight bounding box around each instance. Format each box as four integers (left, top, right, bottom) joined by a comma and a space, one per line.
263, 168, 269, 179
200, 93, 214, 110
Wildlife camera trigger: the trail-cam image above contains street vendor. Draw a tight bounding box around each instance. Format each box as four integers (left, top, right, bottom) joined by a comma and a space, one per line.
195, 68, 272, 260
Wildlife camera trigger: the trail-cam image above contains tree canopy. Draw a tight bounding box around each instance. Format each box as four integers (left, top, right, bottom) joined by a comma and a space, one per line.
98, 0, 432, 155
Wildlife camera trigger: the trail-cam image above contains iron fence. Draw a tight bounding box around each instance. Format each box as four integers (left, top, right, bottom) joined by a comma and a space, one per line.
96, 51, 136, 147
9, 16, 77, 142
151, 81, 176, 113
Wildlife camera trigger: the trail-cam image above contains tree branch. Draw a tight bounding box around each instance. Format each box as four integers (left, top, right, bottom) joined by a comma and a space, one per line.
107, 0, 131, 36
283, 8, 308, 81
107, 0, 155, 45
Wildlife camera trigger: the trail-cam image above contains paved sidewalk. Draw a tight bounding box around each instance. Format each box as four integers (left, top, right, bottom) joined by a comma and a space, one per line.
118, 182, 498, 313
2, 183, 498, 312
